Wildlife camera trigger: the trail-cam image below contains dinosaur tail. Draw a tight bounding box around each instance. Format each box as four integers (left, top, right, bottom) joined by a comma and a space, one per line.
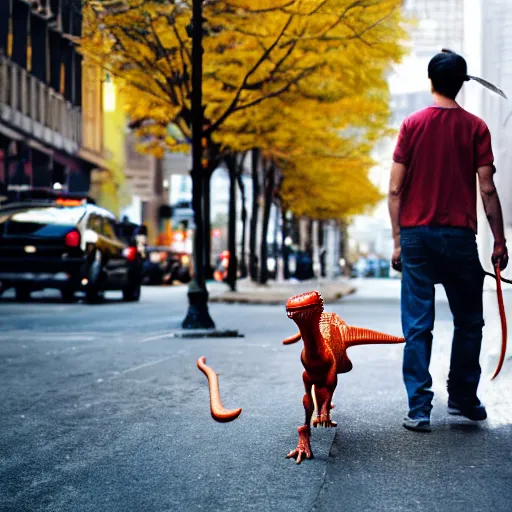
344, 326, 405, 349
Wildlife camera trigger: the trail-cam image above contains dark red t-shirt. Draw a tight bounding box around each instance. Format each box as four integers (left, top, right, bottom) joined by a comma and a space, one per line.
393, 106, 494, 232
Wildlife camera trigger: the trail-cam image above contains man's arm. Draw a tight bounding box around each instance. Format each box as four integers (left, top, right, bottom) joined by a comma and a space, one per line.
388, 161, 407, 248
477, 165, 509, 269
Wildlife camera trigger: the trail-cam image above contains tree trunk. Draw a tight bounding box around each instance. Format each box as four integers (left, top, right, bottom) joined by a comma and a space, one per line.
282, 209, 291, 280
272, 204, 280, 281
249, 148, 260, 282
319, 220, 326, 278
203, 168, 213, 280
324, 220, 341, 280
312, 220, 321, 279
339, 220, 349, 276
259, 159, 275, 285
299, 218, 309, 252
237, 156, 248, 278
226, 155, 238, 291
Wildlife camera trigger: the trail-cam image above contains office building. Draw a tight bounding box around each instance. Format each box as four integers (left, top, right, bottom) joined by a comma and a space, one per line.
0, 0, 106, 195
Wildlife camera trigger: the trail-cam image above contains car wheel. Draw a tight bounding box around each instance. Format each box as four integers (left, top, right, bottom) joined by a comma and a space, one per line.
122, 276, 141, 302
176, 267, 191, 284
15, 287, 31, 302
86, 281, 103, 303
86, 252, 104, 304
61, 289, 76, 303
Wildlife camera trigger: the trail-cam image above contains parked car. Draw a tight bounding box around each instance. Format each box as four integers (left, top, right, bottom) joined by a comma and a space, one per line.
213, 250, 230, 282
378, 258, 391, 278
0, 191, 143, 303
294, 250, 315, 281
352, 257, 369, 278
351, 256, 392, 278
142, 246, 191, 285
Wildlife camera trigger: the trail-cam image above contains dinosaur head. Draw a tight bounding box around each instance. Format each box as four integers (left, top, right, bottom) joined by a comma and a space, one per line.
286, 291, 324, 322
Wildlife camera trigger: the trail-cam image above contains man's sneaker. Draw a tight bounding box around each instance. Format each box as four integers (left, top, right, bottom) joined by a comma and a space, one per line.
403, 416, 431, 432
447, 400, 487, 421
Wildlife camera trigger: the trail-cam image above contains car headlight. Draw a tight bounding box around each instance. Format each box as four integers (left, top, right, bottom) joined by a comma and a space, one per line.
150, 252, 161, 264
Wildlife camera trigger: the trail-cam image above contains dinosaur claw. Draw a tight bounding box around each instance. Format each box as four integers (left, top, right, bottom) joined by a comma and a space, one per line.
287, 426, 313, 463
313, 415, 337, 428
286, 448, 312, 465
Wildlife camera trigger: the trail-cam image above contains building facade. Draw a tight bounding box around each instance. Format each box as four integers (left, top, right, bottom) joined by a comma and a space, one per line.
468, 0, 512, 276
0, 0, 107, 196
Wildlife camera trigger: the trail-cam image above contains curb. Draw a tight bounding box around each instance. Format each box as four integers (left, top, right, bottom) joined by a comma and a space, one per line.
170, 329, 244, 338
210, 285, 356, 305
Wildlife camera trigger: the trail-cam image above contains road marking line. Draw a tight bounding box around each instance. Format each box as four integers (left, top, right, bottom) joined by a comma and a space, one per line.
140, 333, 175, 343
109, 357, 173, 379
0, 334, 96, 341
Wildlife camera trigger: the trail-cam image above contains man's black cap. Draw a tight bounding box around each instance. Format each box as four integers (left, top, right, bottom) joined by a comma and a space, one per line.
428, 50, 470, 82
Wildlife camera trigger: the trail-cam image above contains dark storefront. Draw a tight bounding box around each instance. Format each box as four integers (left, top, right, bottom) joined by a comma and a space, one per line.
0, 0, 94, 197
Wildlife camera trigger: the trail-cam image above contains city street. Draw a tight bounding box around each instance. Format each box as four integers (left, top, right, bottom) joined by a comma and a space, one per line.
1, 280, 512, 512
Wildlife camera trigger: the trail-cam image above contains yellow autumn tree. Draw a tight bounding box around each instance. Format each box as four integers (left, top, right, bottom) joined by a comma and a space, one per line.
214, 86, 393, 283
219, 88, 390, 218
80, 0, 407, 157
79, 0, 409, 284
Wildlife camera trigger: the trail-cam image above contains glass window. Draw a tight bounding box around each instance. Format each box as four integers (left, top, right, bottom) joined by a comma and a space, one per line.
180, 176, 188, 193
4, 206, 86, 225
87, 214, 103, 233
102, 218, 117, 240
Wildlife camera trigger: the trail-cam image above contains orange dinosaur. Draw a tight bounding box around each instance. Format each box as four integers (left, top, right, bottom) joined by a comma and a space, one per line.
283, 291, 405, 464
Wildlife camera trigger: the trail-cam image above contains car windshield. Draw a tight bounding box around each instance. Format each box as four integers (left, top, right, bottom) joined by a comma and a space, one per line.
0, 205, 87, 226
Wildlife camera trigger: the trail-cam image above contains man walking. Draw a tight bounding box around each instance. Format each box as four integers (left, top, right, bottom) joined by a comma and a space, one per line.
388, 50, 508, 432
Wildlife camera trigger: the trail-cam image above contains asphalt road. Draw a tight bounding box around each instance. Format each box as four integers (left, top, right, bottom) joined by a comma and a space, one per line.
1, 280, 511, 512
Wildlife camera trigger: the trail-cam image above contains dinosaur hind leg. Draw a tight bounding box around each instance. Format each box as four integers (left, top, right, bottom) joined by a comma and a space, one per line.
286, 372, 314, 464
312, 371, 338, 428
312, 385, 335, 422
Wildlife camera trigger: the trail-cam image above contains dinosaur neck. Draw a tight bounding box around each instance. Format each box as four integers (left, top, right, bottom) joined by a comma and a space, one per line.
295, 316, 325, 358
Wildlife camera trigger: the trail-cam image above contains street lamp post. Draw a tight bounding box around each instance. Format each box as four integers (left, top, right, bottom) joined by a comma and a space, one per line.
182, 0, 215, 329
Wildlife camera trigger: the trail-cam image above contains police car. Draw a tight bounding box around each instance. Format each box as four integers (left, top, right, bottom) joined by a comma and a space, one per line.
0, 189, 143, 303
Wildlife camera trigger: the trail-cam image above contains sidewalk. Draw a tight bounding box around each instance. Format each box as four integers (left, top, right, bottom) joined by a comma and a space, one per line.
349, 277, 512, 361
209, 277, 356, 305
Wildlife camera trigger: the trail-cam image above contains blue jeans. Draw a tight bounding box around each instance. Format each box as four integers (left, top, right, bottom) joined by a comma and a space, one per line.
400, 226, 485, 419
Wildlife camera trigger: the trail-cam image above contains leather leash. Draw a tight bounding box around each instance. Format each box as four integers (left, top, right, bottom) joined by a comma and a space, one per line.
483, 266, 510, 380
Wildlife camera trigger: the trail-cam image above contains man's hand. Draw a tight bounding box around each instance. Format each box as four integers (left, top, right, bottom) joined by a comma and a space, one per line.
391, 247, 402, 272
492, 241, 509, 270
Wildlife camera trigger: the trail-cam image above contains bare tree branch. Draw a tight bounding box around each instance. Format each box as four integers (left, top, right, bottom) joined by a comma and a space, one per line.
106, 28, 180, 106
115, 26, 183, 106
79, 51, 174, 108
206, 15, 295, 133
145, 15, 191, 108
283, 0, 383, 42
340, 6, 397, 47
219, 0, 295, 14
171, 24, 193, 98
208, 65, 319, 131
